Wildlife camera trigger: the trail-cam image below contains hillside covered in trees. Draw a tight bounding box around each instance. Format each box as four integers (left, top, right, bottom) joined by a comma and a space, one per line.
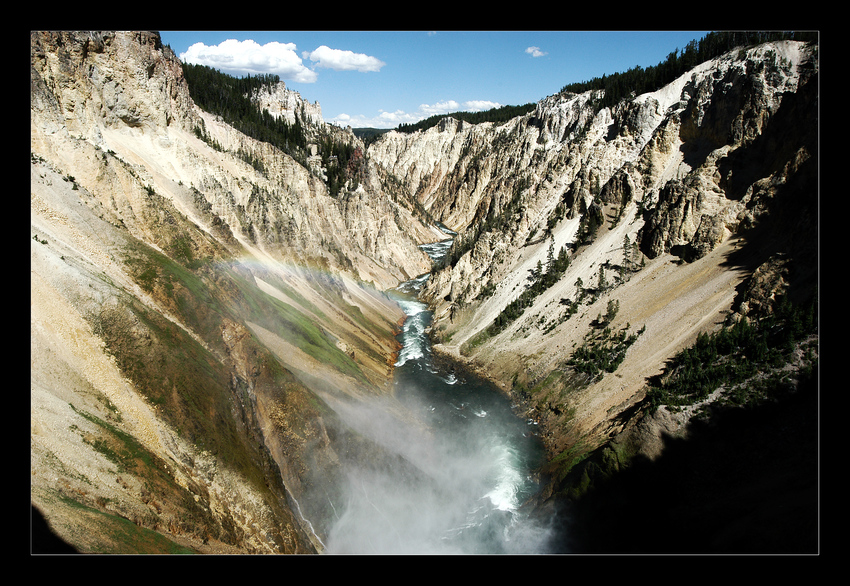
181, 63, 307, 159
395, 103, 537, 135
559, 30, 818, 109
182, 62, 364, 197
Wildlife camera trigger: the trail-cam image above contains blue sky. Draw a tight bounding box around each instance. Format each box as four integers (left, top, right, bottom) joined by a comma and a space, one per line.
160, 31, 709, 129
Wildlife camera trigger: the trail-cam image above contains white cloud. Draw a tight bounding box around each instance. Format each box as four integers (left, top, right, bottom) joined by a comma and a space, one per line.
525, 46, 548, 58
180, 39, 317, 83
463, 100, 502, 112
303, 46, 385, 72
330, 109, 416, 128
377, 110, 416, 125
420, 100, 503, 115
419, 100, 460, 116
329, 99, 504, 129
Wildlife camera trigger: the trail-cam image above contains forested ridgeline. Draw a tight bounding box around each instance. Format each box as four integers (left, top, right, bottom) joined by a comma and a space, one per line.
559, 30, 818, 110
181, 62, 362, 196
394, 31, 818, 136
178, 31, 818, 188
394, 103, 537, 134
181, 63, 308, 159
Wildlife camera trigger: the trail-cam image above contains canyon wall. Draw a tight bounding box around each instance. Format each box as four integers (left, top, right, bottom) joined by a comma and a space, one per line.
30, 31, 818, 553
30, 30, 437, 553
368, 39, 818, 482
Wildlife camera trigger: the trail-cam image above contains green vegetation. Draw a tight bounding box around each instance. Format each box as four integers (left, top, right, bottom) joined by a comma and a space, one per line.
560, 31, 817, 111
316, 134, 361, 197
544, 295, 818, 514
396, 103, 536, 134
181, 63, 306, 158
63, 403, 209, 553
181, 62, 360, 197
569, 322, 645, 380
70, 403, 162, 476
110, 244, 297, 491
352, 127, 389, 146
645, 294, 818, 412
224, 267, 369, 386
444, 175, 532, 269
56, 495, 197, 554
547, 440, 594, 492
487, 241, 571, 336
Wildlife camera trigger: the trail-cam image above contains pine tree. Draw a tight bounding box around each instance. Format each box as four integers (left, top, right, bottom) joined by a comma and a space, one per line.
556, 246, 569, 273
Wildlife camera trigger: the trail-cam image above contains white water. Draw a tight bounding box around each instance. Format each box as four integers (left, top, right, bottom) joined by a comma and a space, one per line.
322, 229, 553, 554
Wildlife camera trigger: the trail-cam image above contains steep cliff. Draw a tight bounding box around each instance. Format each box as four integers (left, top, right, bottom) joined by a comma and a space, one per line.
368, 39, 818, 503
250, 81, 324, 129
30, 30, 437, 553
31, 31, 818, 554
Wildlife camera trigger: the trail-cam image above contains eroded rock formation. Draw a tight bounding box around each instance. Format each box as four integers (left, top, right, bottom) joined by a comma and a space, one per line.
31, 30, 435, 553
31, 31, 818, 553
367, 38, 818, 486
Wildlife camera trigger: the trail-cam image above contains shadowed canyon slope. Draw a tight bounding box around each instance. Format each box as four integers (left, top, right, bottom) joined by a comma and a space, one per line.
371, 39, 818, 457
31, 30, 437, 553
31, 31, 818, 554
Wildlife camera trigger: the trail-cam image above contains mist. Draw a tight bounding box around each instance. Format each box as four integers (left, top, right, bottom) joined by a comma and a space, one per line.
308, 230, 553, 555
316, 351, 554, 554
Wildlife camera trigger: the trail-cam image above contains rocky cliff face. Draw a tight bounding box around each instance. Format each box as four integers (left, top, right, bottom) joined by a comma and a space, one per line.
30, 31, 818, 554
251, 81, 324, 128
368, 39, 818, 478
30, 30, 437, 553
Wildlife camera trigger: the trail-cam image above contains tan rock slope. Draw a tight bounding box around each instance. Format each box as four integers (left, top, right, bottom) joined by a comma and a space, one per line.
368, 38, 818, 467
31, 31, 818, 553
31, 31, 437, 553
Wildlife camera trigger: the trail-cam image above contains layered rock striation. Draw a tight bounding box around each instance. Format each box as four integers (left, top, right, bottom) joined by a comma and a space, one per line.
30, 30, 436, 554
30, 31, 818, 554
368, 39, 818, 476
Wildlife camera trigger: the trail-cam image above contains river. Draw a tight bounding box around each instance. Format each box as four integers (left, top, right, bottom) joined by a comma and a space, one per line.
324, 226, 551, 554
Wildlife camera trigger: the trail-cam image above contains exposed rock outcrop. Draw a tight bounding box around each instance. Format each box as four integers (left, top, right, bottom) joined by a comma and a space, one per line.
31, 31, 818, 554
251, 81, 323, 128
30, 30, 437, 554
367, 38, 818, 478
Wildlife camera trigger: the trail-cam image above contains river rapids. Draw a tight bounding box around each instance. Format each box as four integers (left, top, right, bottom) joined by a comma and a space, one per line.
324, 226, 553, 554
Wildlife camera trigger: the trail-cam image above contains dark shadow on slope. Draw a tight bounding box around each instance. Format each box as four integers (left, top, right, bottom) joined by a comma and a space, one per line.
31, 505, 79, 554
720, 147, 818, 316
662, 70, 819, 296
719, 73, 818, 203
551, 369, 818, 554
716, 72, 818, 313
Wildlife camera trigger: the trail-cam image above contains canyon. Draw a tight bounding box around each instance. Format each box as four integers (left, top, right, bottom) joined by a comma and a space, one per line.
30, 31, 818, 554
